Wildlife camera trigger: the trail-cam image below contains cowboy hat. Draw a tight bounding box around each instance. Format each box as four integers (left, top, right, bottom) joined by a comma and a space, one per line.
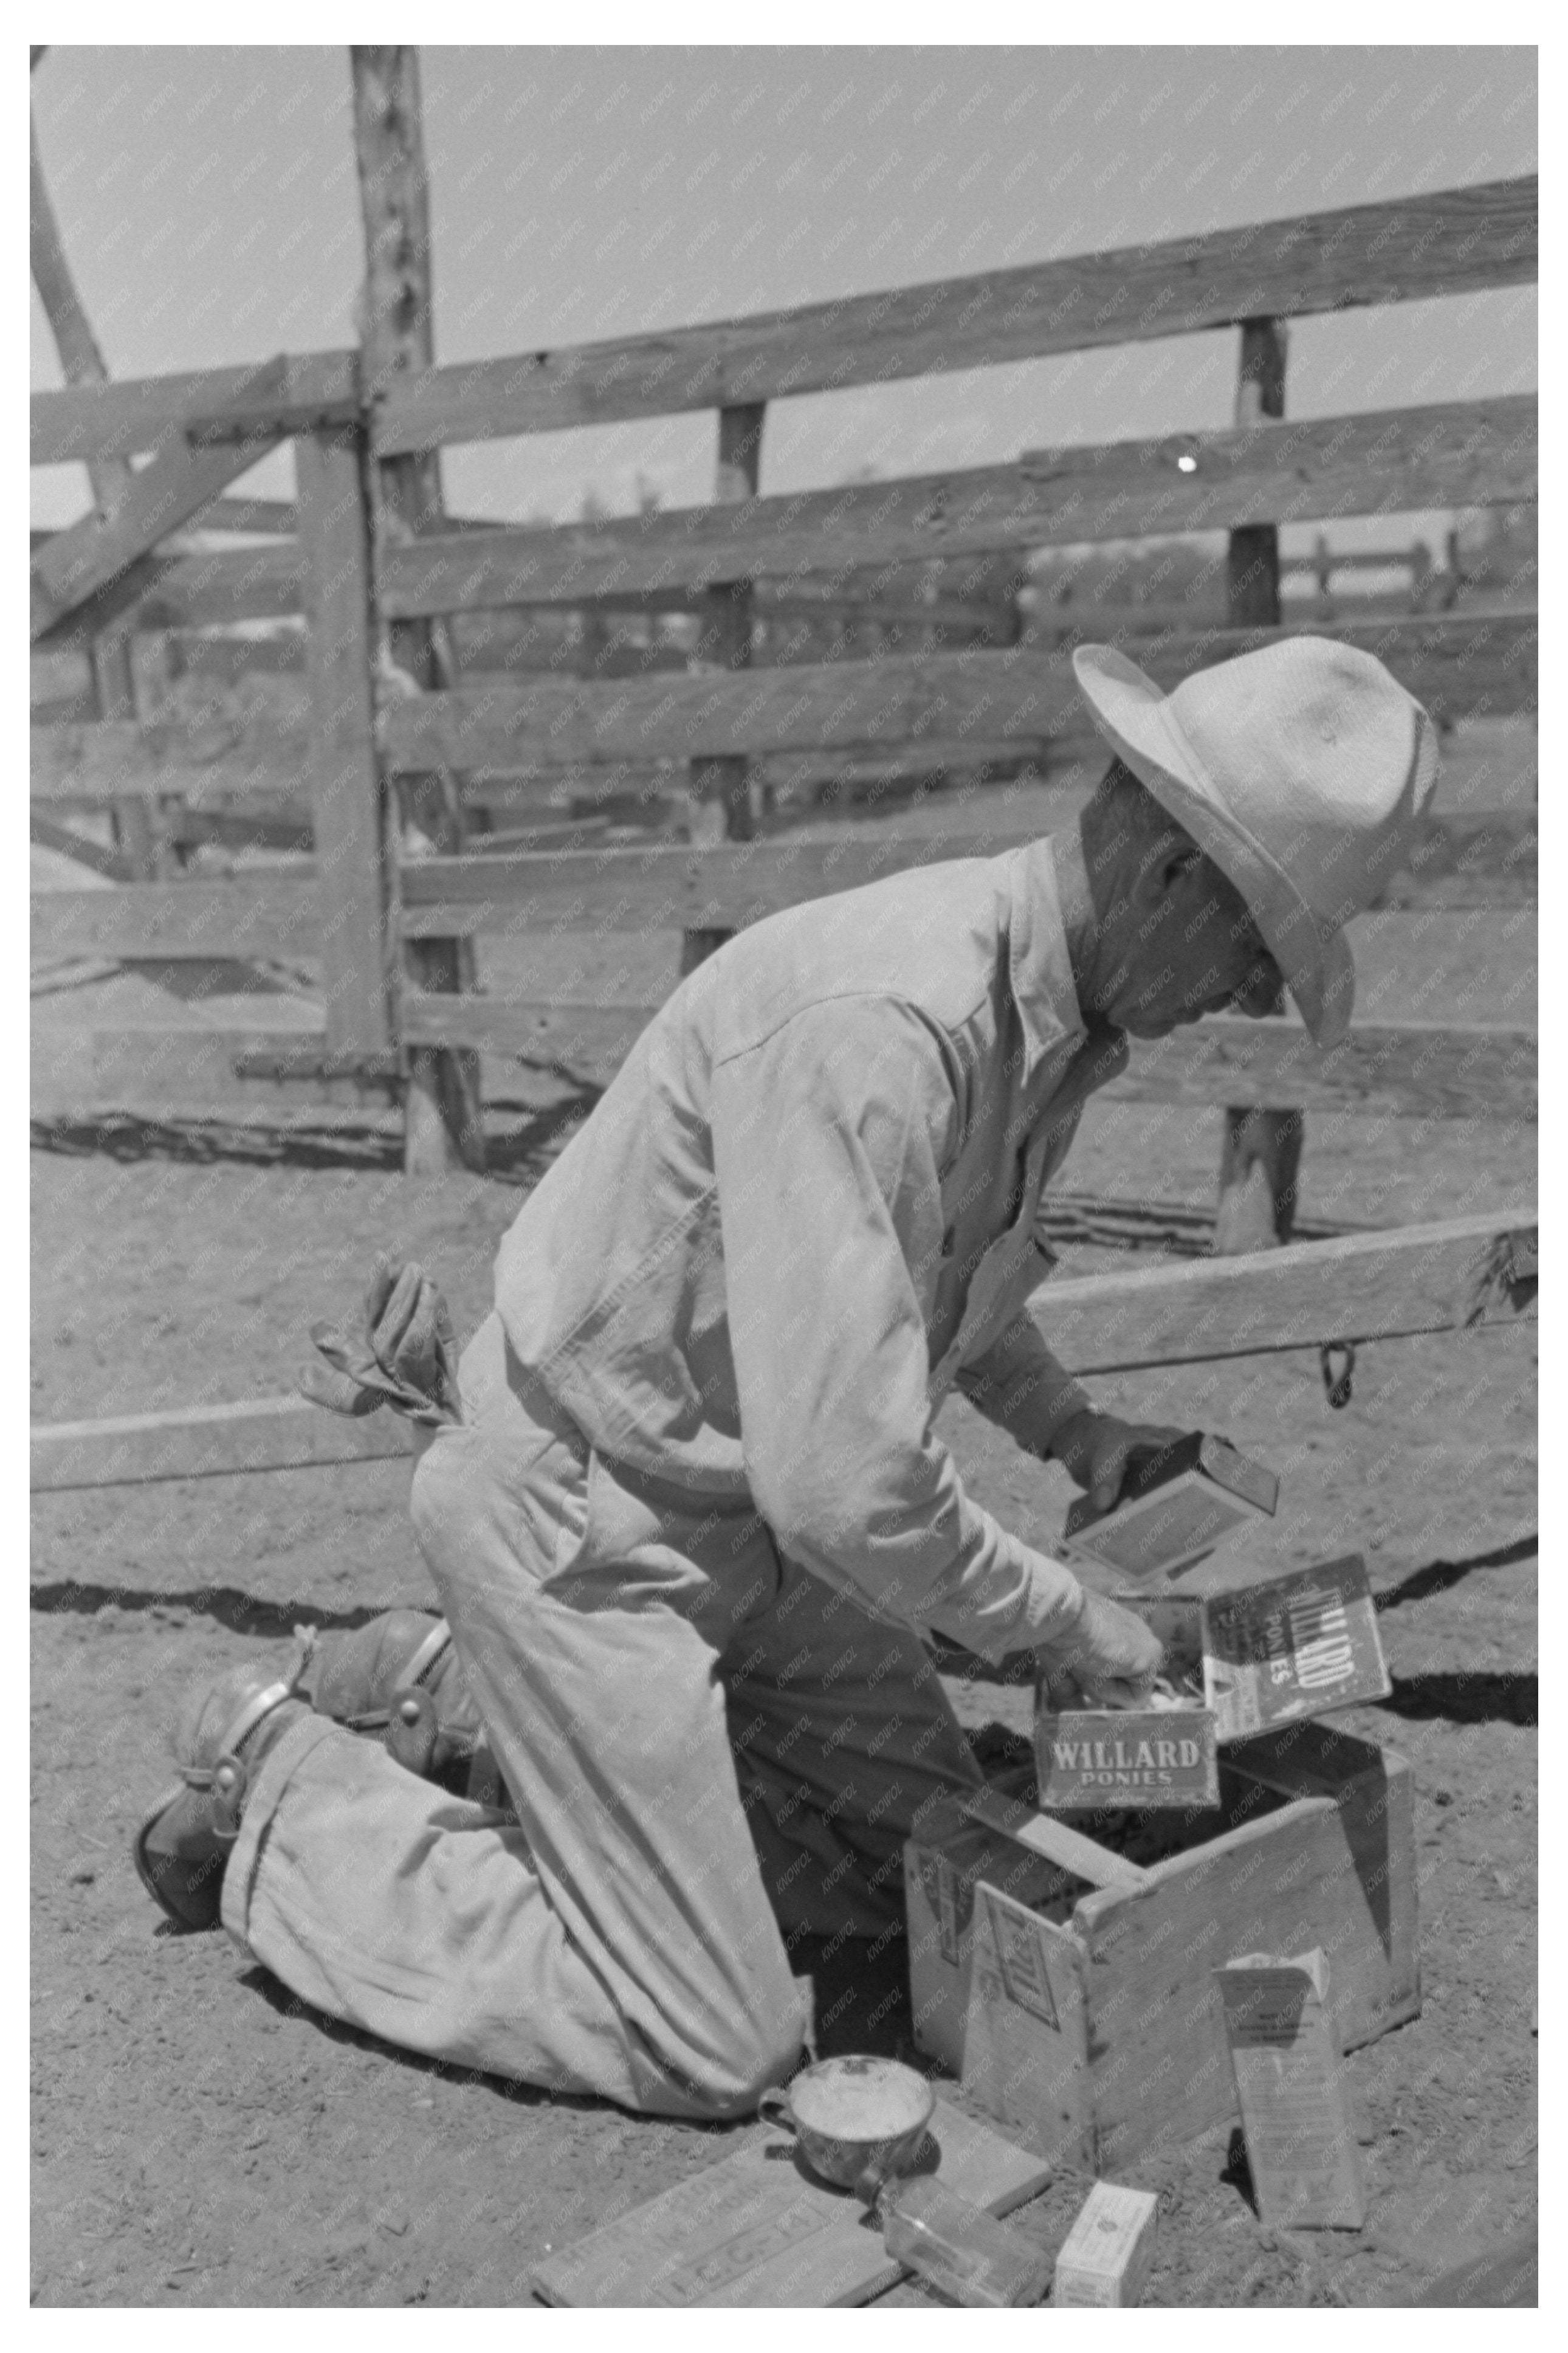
1073, 636, 1439, 1047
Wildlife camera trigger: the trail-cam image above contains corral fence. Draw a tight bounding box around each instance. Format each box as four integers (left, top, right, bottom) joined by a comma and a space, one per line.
30, 157, 1537, 1486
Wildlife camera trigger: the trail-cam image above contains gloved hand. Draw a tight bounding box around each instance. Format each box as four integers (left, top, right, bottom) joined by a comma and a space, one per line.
298, 1258, 463, 1427
1048, 1407, 1194, 1525
1034, 1584, 1165, 1709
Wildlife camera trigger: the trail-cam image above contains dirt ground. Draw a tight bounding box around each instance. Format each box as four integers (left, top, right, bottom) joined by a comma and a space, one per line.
32, 753, 1535, 2308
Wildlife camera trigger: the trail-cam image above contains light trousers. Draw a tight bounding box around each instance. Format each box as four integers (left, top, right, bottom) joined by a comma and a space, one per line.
221, 1314, 981, 2118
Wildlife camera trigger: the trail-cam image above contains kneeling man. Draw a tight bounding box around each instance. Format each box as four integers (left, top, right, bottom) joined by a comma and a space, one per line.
135, 638, 1436, 2119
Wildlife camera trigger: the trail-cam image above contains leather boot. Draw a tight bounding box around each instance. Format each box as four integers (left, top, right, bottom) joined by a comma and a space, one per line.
132, 1660, 308, 1932
291, 1610, 486, 1786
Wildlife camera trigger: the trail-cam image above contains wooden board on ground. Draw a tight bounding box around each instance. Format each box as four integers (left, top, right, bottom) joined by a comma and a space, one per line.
529, 2096, 1050, 2307
30, 1395, 410, 1491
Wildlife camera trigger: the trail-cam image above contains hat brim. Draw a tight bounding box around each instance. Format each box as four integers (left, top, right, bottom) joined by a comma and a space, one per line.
1073, 644, 1355, 1048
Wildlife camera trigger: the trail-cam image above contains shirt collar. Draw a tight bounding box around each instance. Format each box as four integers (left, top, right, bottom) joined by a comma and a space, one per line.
1003, 836, 1130, 1094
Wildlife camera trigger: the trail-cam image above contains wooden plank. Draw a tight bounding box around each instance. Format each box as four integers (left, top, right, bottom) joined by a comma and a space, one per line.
297, 429, 393, 1055
351, 42, 483, 1176
31, 715, 311, 806
381, 616, 1536, 775
396, 811, 1539, 936
28, 1025, 406, 1118
400, 991, 1536, 1121
30, 349, 359, 464
30, 1395, 409, 1490
373, 177, 1536, 450
107, 542, 308, 630
1067, 1774, 1421, 2170
956, 1788, 1150, 1890
531, 2096, 1050, 2307
379, 396, 1537, 615
1036, 1209, 1537, 1374
29, 811, 129, 882
29, 874, 317, 963
30, 359, 291, 641
1216, 315, 1298, 1253
1126, 1015, 1536, 1121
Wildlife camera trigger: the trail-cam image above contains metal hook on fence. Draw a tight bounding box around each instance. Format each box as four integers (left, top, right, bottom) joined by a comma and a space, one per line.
1319, 1342, 1356, 1410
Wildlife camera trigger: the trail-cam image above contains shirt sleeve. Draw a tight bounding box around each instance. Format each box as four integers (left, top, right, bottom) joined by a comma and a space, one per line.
708, 995, 1084, 1665
954, 1311, 1092, 1457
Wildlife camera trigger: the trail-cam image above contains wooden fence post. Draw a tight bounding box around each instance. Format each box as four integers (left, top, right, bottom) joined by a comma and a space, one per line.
1214, 318, 1302, 1255
349, 43, 484, 1174
296, 427, 394, 1064
30, 98, 162, 878
681, 401, 765, 976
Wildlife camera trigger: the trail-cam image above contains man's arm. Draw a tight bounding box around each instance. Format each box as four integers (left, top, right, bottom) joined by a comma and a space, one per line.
955, 1311, 1093, 1458
709, 997, 1096, 1666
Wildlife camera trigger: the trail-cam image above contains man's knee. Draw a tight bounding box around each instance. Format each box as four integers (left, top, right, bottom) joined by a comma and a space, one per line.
409, 1427, 492, 1572
692, 2003, 806, 2118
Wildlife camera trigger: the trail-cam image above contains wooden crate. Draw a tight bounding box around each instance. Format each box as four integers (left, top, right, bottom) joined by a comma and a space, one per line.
906, 1718, 1418, 2170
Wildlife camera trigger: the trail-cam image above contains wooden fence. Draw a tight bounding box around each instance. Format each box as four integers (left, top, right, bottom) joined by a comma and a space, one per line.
30, 167, 1537, 1481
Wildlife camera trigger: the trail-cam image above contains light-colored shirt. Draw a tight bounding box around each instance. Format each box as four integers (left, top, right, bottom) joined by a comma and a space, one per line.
495, 835, 1130, 1664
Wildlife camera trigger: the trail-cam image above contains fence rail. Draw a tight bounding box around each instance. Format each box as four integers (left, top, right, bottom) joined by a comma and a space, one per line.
32, 171, 1536, 1165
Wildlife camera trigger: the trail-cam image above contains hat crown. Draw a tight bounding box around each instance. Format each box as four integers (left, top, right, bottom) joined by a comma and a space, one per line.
1162, 638, 1437, 930
1071, 633, 1440, 1046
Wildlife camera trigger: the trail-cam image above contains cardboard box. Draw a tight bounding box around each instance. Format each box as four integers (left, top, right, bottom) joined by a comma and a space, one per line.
1214, 1948, 1368, 2230
1061, 1433, 1279, 1580
934, 1720, 1419, 2169
1203, 1555, 1392, 1734
1053, 2181, 1161, 2307
1035, 1595, 1217, 1811
1031, 1563, 1391, 1807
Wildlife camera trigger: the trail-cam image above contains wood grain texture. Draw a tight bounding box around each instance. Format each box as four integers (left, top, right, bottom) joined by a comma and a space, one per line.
371, 177, 1537, 450
30, 1394, 409, 1490
1126, 1015, 1538, 1121
379, 397, 1537, 615
108, 542, 308, 630
297, 430, 393, 1055
381, 616, 1536, 776
1036, 1208, 1538, 1373
30, 874, 317, 963
30, 350, 360, 464
30, 360, 290, 641
1066, 1771, 1421, 2170
29, 1025, 407, 1118
31, 715, 312, 806
399, 991, 1537, 1123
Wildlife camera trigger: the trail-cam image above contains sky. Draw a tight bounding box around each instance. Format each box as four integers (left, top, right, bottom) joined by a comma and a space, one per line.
30, 45, 1537, 549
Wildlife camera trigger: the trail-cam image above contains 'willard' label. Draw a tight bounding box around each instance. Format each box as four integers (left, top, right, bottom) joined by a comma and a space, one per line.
1034, 1706, 1219, 1811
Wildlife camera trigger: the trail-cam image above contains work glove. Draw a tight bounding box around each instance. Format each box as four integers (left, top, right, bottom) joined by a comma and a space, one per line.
1034, 1584, 1165, 1709
1047, 1407, 1195, 1525
298, 1257, 464, 1427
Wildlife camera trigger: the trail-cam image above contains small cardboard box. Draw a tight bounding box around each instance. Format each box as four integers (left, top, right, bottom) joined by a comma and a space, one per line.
1032, 1562, 1391, 1808
1061, 1432, 1278, 1580
1035, 1594, 1218, 1811
1214, 1948, 1368, 2230
1203, 1555, 1392, 1734
1053, 2181, 1161, 2307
